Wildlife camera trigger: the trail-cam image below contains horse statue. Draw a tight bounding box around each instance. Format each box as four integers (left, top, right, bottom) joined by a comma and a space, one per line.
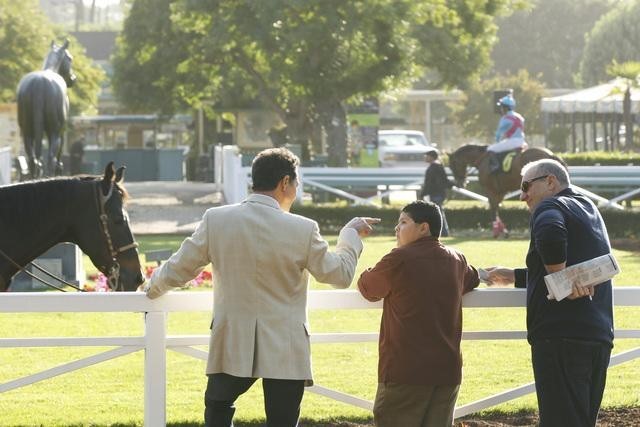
448, 144, 564, 228
17, 39, 76, 178
0, 162, 145, 291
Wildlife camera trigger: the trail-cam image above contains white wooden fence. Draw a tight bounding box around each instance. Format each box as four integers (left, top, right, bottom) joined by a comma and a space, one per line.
218, 154, 640, 208
0, 146, 11, 185
1, 288, 639, 426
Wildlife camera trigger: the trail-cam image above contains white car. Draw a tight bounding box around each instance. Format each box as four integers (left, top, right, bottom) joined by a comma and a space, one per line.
377, 130, 435, 167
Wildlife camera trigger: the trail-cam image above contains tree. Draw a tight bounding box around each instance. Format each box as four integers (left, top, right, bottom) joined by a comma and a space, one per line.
0, 0, 104, 115
606, 61, 640, 148
452, 69, 546, 142
491, 0, 613, 88
113, 0, 514, 165
579, 1, 640, 87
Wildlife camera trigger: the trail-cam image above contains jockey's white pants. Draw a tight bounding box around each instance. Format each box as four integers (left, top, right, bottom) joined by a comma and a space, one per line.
487, 138, 526, 153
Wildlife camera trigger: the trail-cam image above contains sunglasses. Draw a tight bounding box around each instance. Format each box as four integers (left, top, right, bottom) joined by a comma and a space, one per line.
520, 175, 549, 193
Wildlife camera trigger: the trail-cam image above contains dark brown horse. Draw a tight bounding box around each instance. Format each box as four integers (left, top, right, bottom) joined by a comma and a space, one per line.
448, 144, 563, 220
0, 162, 145, 291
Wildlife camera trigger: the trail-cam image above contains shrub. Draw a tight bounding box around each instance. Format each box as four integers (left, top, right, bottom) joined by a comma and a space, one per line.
560, 151, 640, 166
292, 204, 639, 238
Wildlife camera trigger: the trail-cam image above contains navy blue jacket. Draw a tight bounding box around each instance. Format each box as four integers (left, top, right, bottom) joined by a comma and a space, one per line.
514, 187, 614, 345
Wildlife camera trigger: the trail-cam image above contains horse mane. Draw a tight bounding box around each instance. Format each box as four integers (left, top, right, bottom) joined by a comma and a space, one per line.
0, 178, 84, 228
0, 175, 129, 225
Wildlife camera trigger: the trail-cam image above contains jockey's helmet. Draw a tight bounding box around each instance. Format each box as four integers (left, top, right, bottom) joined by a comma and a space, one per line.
497, 95, 516, 110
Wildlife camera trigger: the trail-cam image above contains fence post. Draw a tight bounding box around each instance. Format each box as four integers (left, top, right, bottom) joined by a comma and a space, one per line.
0, 147, 11, 185
222, 146, 247, 204
144, 311, 167, 426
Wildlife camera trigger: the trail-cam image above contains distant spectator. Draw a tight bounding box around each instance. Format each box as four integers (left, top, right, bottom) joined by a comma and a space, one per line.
419, 149, 454, 236
69, 137, 84, 175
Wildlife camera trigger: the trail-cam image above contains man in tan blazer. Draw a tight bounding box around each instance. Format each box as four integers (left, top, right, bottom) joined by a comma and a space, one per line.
144, 147, 379, 427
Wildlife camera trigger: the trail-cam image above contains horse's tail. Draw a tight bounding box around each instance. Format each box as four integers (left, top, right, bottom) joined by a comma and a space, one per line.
17, 75, 45, 142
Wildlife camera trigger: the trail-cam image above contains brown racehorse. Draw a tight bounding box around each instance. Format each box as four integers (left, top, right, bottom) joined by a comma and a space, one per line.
448, 144, 564, 225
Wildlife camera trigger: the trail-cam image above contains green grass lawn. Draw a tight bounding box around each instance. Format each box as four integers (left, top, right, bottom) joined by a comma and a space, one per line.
2, 235, 639, 426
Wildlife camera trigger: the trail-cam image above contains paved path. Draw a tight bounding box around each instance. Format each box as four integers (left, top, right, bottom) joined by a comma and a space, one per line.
124, 181, 223, 235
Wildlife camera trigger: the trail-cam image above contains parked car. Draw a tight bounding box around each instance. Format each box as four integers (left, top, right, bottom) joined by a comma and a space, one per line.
377, 130, 435, 167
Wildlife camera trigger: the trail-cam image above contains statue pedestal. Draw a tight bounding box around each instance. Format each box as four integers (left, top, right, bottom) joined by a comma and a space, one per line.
10, 243, 86, 291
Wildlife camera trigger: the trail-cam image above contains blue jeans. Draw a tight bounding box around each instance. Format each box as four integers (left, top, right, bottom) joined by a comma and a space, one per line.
531, 338, 611, 427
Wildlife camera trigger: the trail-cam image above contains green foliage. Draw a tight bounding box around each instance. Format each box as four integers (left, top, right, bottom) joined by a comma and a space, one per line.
561, 151, 640, 166
411, 1, 518, 89
0, 0, 104, 114
111, 0, 207, 115
113, 0, 514, 163
580, 1, 640, 86
451, 69, 546, 141
491, 0, 612, 88
291, 203, 640, 238
606, 61, 640, 82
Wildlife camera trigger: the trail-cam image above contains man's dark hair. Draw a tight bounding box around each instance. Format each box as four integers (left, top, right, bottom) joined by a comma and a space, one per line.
251, 147, 300, 191
402, 200, 442, 237
426, 149, 438, 159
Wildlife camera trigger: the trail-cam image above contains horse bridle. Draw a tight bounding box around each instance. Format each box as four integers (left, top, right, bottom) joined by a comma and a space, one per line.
95, 181, 139, 291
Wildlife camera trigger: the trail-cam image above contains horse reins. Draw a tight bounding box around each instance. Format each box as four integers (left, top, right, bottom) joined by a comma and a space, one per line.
94, 181, 139, 291
0, 247, 83, 292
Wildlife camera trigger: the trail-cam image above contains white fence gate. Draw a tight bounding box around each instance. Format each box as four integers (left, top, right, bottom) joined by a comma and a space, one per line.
1, 288, 639, 426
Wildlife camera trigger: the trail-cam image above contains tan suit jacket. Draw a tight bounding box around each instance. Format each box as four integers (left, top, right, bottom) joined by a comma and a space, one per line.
146, 194, 363, 382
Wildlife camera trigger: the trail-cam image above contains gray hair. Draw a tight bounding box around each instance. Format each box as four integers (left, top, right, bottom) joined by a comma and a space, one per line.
521, 159, 570, 187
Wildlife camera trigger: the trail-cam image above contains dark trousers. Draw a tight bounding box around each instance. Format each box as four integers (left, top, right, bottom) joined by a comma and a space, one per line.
204, 372, 305, 427
531, 338, 611, 427
430, 195, 449, 237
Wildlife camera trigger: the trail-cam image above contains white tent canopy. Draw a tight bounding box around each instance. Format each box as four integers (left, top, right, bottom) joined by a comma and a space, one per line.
541, 78, 640, 115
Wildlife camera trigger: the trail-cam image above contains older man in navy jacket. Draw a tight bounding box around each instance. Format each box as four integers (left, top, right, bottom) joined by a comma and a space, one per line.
486, 159, 613, 427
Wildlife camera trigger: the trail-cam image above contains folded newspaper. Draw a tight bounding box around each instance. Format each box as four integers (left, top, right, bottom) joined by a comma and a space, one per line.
544, 254, 620, 301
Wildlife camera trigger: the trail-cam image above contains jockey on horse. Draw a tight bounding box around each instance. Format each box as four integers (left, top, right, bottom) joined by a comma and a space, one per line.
488, 94, 527, 174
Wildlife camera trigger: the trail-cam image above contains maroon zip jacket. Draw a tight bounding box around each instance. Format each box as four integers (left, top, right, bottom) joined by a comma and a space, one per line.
358, 236, 479, 385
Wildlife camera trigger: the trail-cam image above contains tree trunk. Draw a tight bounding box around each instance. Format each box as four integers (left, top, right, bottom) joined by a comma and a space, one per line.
282, 102, 312, 162
319, 102, 348, 167
624, 87, 633, 150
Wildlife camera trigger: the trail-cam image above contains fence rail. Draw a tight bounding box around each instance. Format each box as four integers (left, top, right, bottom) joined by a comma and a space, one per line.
222, 161, 640, 208
1, 289, 639, 425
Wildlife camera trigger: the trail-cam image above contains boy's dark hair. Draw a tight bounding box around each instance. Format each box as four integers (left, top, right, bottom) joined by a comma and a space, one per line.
402, 200, 442, 237
251, 148, 300, 191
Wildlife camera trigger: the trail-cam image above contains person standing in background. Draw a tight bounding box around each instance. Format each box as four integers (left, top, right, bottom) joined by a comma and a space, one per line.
419, 149, 453, 236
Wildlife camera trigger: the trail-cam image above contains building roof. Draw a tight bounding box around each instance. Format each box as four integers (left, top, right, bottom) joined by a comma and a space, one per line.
541, 78, 640, 114
71, 31, 117, 61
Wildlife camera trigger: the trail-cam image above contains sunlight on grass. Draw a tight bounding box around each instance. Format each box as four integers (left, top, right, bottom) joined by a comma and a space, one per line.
3, 235, 639, 425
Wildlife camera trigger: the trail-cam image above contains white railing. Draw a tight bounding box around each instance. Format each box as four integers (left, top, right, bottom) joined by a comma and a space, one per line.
0, 146, 11, 185
221, 159, 640, 208
1, 288, 639, 426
